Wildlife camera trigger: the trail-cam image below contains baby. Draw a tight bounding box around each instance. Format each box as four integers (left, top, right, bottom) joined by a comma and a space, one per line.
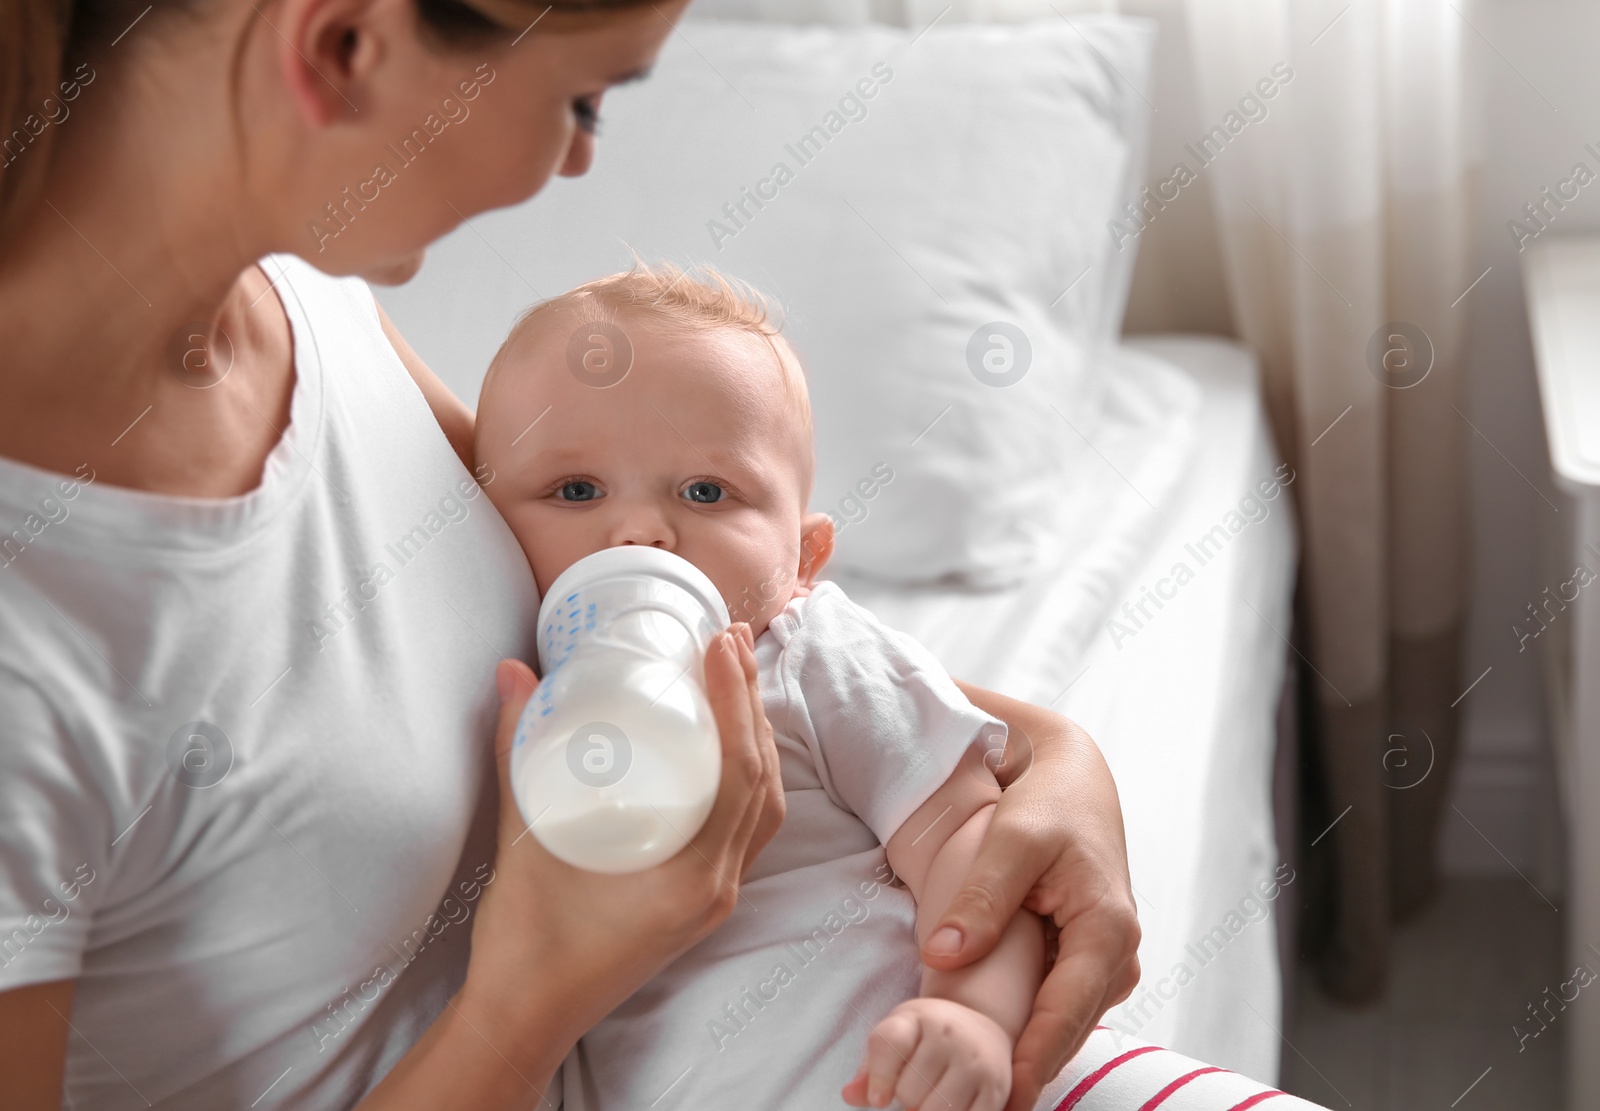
475, 264, 1046, 1111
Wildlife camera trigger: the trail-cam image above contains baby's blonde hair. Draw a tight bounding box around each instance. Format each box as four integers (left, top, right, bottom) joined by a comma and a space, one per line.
487, 259, 813, 438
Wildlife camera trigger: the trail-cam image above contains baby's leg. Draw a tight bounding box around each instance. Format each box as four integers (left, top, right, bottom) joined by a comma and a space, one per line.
1035, 1029, 1332, 1111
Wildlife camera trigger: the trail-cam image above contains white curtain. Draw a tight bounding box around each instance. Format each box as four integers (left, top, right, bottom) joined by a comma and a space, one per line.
1182, 0, 1477, 999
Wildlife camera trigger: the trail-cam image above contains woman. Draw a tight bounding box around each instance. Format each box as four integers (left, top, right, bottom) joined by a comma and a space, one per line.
0, 0, 1141, 1106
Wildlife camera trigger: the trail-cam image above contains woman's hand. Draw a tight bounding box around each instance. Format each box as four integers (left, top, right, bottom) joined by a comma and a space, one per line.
931, 684, 1143, 1111
456, 624, 784, 1079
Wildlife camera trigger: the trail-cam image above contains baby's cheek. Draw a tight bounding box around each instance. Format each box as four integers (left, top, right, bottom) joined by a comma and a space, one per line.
717, 564, 791, 628
693, 518, 802, 628
505, 508, 581, 596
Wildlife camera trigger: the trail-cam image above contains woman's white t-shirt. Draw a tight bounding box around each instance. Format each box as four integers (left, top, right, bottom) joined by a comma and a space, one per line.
0, 255, 538, 1108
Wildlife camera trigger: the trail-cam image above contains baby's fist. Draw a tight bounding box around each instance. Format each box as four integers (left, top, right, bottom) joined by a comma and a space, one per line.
842, 997, 1012, 1111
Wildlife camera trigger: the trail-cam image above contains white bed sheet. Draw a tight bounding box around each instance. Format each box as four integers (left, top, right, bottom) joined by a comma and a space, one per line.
829, 335, 1297, 1085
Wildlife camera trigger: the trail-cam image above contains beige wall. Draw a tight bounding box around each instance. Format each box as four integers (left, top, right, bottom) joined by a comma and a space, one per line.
1117, 0, 1236, 337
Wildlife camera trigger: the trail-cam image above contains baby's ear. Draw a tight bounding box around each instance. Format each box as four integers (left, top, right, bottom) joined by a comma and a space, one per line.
797, 513, 835, 587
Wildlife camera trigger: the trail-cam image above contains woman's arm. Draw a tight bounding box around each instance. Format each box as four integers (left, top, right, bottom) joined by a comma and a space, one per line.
0, 979, 73, 1110
937, 682, 1143, 1111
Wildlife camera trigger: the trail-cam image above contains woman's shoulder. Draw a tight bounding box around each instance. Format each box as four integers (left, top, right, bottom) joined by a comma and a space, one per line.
270, 254, 475, 463
267, 253, 392, 370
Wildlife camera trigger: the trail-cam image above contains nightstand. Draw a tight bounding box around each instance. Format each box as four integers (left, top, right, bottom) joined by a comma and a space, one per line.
1522, 235, 1600, 1111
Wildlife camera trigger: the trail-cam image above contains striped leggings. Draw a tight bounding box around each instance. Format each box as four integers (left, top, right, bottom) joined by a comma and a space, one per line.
1032, 1028, 1331, 1111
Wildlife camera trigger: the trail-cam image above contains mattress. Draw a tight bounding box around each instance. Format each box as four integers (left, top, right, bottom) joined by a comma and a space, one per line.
829, 334, 1297, 1084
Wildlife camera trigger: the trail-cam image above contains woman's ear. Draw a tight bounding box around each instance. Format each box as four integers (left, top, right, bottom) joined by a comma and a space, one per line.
797, 512, 835, 587
274, 0, 385, 127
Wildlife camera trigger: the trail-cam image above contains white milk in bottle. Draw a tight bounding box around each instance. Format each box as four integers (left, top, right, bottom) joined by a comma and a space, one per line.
511, 546, 728, 872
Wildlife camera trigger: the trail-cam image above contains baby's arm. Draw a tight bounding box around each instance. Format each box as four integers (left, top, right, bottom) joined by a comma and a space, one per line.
843, 742, 1046, 1111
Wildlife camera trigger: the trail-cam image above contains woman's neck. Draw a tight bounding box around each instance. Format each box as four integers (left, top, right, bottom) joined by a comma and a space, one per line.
0, 40, 297, 497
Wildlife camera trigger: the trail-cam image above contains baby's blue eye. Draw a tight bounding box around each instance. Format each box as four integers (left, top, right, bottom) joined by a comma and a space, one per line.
559, 481, 600, 502
683, 481, 724, 504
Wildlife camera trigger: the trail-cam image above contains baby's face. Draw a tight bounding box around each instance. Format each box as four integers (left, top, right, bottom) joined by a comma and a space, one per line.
477, 311, 828, 634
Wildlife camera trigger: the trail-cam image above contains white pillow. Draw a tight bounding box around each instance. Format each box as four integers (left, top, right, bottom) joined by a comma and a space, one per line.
679, 0, 1157, 352
377, 17, 1155, 586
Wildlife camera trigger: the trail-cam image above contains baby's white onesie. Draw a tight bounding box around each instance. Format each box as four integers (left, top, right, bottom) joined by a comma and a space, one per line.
557, 580, 1005, 1109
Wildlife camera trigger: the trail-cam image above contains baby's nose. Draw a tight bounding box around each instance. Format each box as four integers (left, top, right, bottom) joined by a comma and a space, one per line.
609, 508, 674, 550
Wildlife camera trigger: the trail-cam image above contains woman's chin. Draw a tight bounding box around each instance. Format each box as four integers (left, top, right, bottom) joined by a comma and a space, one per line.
360, 251, 427, 286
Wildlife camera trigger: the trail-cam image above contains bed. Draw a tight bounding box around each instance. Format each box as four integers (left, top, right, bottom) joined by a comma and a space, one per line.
829, 335, 1297, 1082
373, 11, 1298, 1086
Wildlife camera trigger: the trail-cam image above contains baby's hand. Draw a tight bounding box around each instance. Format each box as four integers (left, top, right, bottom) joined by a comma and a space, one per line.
842, 997, 1012, 1111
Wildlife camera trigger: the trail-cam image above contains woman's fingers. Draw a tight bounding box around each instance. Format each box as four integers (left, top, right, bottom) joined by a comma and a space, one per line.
726, 624, 782, 870
733, 622, 784, 875
1004, 956, 1093, 1111
921, 803, 1048, 973
1004, 905, 1142, 1111
689, 627, 773, 880
492, 658, 539, 841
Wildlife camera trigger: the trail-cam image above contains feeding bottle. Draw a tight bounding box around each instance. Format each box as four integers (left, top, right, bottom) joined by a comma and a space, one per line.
510, 546, 728, 873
